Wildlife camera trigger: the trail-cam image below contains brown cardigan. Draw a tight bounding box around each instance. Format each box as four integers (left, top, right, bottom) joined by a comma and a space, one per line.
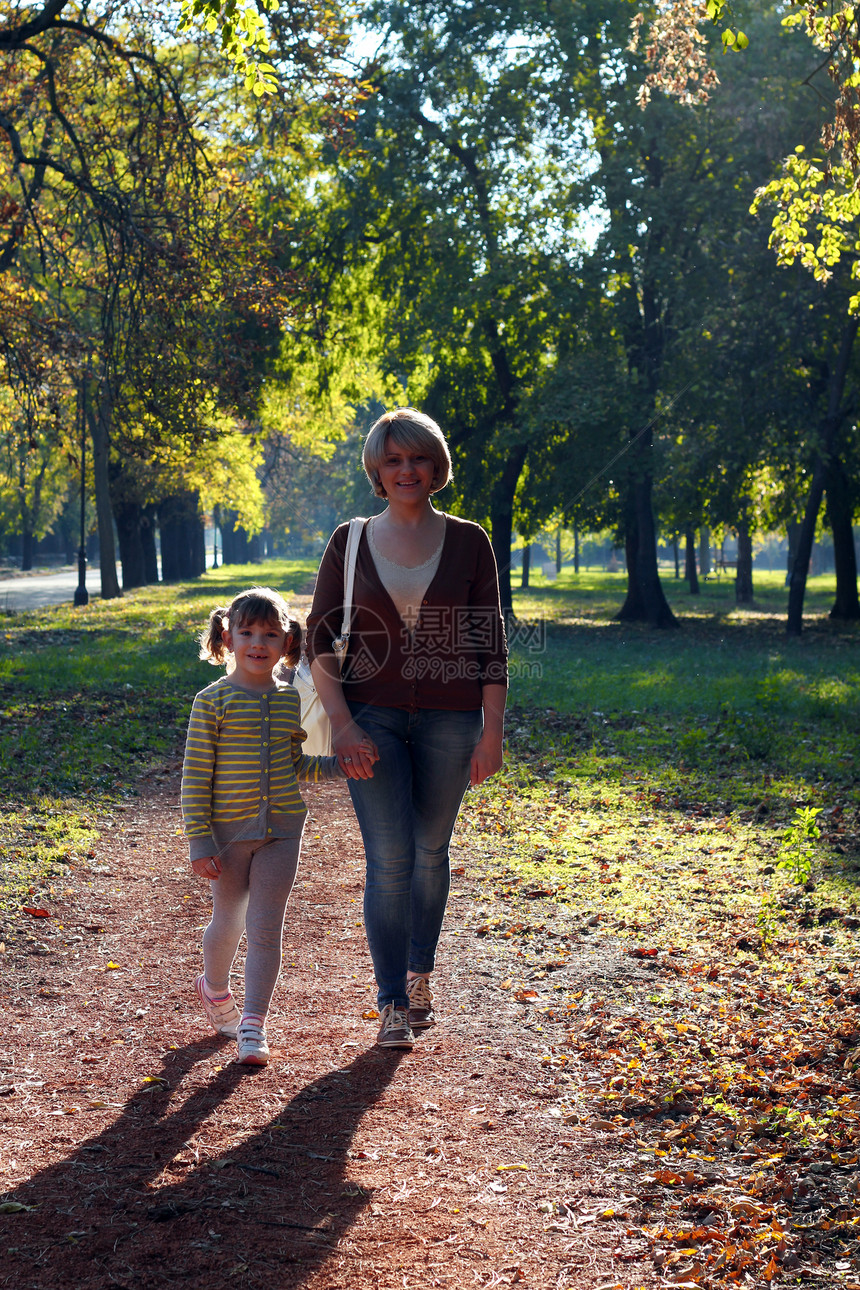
306, 514, 508, 711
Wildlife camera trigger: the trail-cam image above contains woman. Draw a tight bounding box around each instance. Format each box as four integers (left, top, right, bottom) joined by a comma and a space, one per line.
306, 407, 507, 1048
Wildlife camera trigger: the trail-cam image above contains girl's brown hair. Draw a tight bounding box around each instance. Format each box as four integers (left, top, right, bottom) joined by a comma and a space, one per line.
199, 586, 301, 667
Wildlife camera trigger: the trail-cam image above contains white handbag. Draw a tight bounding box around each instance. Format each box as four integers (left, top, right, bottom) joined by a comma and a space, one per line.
296, 517, 364, 756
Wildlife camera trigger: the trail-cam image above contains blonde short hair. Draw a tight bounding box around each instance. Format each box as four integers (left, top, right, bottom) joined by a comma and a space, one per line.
362, 408, 453, 498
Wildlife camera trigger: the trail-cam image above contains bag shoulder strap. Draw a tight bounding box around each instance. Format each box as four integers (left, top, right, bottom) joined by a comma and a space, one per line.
340, 516, 366, 640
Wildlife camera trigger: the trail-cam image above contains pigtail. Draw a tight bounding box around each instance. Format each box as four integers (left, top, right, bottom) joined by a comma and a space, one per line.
199, 606, 231, 665
282, 617, 302, 669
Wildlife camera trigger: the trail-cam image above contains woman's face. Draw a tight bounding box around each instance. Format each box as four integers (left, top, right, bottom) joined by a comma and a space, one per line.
376, 436, 437, 504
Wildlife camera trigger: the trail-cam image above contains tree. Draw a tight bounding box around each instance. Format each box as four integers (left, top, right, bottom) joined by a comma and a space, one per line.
0, 297, 77, 567
0, 383, 75, 568
1, 0, 367, 593
751, 163, 860, 631
285, 0, 601, 613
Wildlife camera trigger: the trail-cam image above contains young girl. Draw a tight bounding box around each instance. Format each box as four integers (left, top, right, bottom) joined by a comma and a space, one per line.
182, 586, 364, 1066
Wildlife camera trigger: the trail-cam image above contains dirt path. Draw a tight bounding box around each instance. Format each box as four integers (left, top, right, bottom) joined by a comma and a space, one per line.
1, 768, 652, 1290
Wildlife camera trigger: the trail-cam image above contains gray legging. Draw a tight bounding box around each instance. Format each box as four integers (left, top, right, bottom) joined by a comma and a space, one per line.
202, 830, 302, 1019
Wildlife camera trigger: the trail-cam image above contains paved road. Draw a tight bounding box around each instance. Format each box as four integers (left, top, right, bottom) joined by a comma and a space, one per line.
0, 568, 105, 613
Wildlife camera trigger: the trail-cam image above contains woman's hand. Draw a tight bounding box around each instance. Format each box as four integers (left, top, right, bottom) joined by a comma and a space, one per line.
334, 721, 379, 779
470, 731, 504, 787
191, 855, 221, 880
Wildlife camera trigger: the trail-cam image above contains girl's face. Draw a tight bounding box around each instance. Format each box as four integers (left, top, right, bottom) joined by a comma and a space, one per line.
223, 616, 288, 691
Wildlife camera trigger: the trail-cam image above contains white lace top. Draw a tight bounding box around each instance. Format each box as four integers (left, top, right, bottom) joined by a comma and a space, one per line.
367, 516, 445, 632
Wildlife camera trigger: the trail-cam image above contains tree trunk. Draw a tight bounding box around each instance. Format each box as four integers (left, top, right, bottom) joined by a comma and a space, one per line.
114, 500, 147, 590
684, 524, 699, 595
16, 434, 43, 572
220, 509, 251, 564
613, 270, 676, 628
788, 316, 859, 635
521, 543, 530, 588
826, 455, 860, 619
786, 521, 801, 587
86, 381, 122, 599
58, 511, 77, 564
142, 504, 159, 584
616, 460, 677, 627
555, 528, 562, 574
673, 533, 680, 579
489, 444, 528, 617
192, 510, 206, 575
736, 518, 754, 604
574, 526, 580, 574
159, 491, 204, 582
699, 526, 711, 577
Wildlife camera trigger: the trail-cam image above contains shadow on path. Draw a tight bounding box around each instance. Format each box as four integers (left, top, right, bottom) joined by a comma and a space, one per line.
3, 1037, 405, 1290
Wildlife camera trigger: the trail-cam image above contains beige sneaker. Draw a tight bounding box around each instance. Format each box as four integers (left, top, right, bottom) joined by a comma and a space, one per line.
237, 1020, 270, 1066
196, 975, 240, 1038
406, 975, 436, 1029
376, 1003, 414, 1049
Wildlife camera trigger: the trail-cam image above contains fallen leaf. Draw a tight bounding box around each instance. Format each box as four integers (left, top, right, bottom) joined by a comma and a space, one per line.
497, 1162, 529, 1172
22, 907, 50, 918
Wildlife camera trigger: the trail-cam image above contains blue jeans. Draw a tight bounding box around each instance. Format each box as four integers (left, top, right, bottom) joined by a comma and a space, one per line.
347, 703, 483, 1010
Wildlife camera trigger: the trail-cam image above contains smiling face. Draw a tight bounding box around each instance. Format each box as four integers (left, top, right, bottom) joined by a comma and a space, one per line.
362, 409, 452, 499
375, 437, 438, 507
223, 617, 288, 691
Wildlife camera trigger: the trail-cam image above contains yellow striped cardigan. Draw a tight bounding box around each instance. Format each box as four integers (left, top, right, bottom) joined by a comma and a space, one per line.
181, 676, 342, 862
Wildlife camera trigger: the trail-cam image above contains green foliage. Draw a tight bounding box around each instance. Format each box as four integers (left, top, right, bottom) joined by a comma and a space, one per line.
0, 390, 76, 549
721, 27, 749, 50
777, 805, 822, 884
179, 0, 285, 97
751, 150, 860, 310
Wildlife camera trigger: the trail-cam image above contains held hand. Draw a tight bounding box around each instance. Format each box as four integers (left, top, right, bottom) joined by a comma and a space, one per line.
191, 855, 222, 880
470, 732, 504, 787
334, 722, 379, 779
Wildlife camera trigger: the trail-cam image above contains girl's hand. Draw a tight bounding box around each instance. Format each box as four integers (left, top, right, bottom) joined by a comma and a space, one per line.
470, 731, 504, 787
191, 855, 222, 880
334, 721, 378, 779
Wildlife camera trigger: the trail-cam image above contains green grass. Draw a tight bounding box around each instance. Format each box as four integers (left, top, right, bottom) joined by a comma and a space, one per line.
507, 568, 860, 812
